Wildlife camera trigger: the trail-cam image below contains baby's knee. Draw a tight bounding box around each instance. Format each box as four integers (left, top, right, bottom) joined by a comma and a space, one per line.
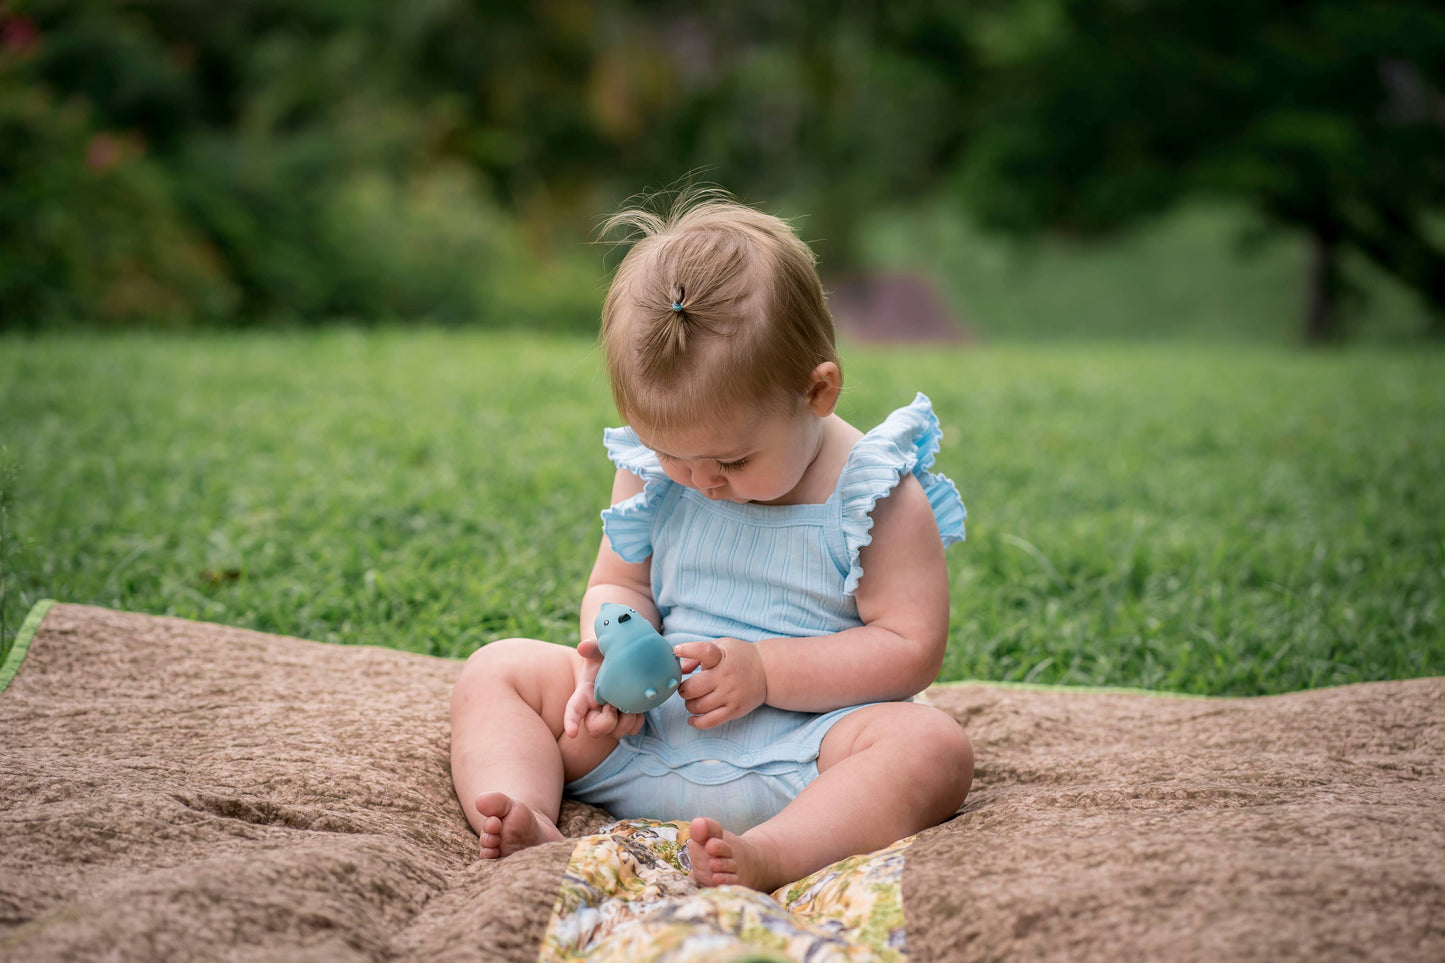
917, 704, 971, 753
453, 637, 564, 700
463, 636, 545, 668
903, 706, 974, 794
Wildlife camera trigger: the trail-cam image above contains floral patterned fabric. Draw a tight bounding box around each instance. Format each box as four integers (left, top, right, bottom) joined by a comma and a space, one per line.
540, 820, 911, 963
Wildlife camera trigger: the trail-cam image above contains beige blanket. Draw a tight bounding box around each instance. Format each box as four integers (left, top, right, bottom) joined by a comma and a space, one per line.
1, 602, 1441, 961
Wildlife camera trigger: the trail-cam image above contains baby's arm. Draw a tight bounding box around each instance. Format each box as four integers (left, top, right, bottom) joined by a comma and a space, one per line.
677, 473, 949, 724
563, 468, 662, 738
765, 473, 949, 708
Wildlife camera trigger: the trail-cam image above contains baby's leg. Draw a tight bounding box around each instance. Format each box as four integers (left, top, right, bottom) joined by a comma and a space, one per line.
688, 702, 972, 891
450, 637, 618, 858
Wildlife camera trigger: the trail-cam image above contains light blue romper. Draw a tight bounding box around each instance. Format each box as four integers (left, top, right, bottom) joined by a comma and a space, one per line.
563, 393, 967, 833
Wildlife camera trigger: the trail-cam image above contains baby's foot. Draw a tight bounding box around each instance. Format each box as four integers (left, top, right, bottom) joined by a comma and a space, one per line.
687, 816, 783, 892
474, 791, 563, 859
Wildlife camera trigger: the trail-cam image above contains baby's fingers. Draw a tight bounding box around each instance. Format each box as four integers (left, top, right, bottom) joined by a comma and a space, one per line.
599, 708, 644, 739
682, 689, 728, 718
673, 640, 723, 674
583, 703, 620, 737
563, 688, 592, 739
686, 705, 736, 730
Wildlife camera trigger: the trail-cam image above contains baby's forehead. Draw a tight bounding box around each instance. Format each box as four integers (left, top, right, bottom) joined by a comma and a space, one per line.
632, 408, 766, 460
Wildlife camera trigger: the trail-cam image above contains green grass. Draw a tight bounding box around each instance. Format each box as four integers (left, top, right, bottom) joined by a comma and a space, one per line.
1, 329, 1442, 695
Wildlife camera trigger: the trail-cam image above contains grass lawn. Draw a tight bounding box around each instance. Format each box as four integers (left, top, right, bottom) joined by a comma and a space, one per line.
1, 328, 1441, 696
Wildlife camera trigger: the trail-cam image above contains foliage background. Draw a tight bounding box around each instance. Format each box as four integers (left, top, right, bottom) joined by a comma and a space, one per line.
2, 0, 1443, 339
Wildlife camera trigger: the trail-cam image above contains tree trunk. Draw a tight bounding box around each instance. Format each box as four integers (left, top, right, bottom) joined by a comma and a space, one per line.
1335, 204, 1445, 340
1303, 226, 1341, 344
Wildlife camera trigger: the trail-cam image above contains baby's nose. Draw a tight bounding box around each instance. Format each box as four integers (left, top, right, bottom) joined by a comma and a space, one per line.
691, 463, 725, 490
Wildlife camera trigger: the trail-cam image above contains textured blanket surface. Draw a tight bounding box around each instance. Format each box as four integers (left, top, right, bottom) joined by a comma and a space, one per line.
1, 602, 1442, 962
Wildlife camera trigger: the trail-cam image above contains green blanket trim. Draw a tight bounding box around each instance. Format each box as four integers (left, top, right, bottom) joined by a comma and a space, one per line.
0, 598, 54, 695
930, 678, 1213, 700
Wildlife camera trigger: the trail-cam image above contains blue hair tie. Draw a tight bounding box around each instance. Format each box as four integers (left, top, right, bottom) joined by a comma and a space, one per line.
670, 301, 683, 313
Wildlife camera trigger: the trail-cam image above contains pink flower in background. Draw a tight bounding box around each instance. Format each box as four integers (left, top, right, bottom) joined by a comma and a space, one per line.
87, 133, 121, 172
0, 11, 40, 56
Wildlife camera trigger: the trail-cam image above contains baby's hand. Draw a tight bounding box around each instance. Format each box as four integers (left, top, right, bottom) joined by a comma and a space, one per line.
673, 638, 766, 729
563, 637, 646, 740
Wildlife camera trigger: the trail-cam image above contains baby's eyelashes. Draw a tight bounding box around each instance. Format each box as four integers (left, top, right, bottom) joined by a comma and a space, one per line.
654, 450, 748, 473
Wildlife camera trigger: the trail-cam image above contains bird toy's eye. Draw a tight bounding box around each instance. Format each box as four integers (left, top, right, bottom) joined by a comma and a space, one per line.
602, 620, 610, 626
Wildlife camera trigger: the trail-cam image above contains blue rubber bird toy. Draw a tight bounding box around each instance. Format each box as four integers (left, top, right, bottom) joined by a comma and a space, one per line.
592, 602, 682, 714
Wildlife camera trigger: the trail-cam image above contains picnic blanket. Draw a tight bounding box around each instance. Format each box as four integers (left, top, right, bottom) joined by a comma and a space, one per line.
1, 601, 1441, 962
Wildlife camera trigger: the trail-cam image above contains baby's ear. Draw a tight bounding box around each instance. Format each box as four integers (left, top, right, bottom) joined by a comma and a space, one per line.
806, 362, 842, 417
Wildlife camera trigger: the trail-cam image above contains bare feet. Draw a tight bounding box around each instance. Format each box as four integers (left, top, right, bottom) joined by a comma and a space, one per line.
474, 791, 564, 859
687, 817, 784, 892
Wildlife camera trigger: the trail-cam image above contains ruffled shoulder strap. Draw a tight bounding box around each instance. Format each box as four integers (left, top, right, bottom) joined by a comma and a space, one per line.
836, 393, 967, 595
599, 427, 672, 564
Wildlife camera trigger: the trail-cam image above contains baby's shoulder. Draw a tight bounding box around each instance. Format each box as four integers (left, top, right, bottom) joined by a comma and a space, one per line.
834, 394, 967, 593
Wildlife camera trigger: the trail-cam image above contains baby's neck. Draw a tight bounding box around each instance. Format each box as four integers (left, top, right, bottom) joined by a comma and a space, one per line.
764, 415, 862, 506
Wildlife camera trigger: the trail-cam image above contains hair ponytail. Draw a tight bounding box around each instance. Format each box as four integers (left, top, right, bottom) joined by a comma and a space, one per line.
639, 278, 737, 379
639, 285, 695, 372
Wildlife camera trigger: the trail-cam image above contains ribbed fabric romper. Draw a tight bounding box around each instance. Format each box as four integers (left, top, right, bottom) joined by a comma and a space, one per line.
563, 393, 967, 833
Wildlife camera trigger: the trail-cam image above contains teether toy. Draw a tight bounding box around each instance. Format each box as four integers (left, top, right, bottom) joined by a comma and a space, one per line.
592, 602, 682, 714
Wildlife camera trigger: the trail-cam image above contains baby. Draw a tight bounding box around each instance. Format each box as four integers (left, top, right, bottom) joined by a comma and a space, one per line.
449, 191, 973, 892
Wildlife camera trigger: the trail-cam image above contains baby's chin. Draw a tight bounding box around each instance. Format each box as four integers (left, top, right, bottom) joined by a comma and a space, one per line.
699, 481, 800, 504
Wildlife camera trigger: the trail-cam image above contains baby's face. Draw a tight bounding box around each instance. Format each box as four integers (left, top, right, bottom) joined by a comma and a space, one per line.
632, 401, 824, 505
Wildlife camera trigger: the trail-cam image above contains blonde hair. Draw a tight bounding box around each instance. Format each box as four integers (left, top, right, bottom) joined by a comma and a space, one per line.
599, 189, 839, 431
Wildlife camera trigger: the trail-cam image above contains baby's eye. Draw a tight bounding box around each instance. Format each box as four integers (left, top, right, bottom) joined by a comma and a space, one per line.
718, 457, 749, 473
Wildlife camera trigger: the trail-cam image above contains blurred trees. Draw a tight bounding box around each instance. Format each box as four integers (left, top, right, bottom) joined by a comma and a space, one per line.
0, 0, 608, 329
1, 0, 1442, 338
952, 0, 1445, 341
